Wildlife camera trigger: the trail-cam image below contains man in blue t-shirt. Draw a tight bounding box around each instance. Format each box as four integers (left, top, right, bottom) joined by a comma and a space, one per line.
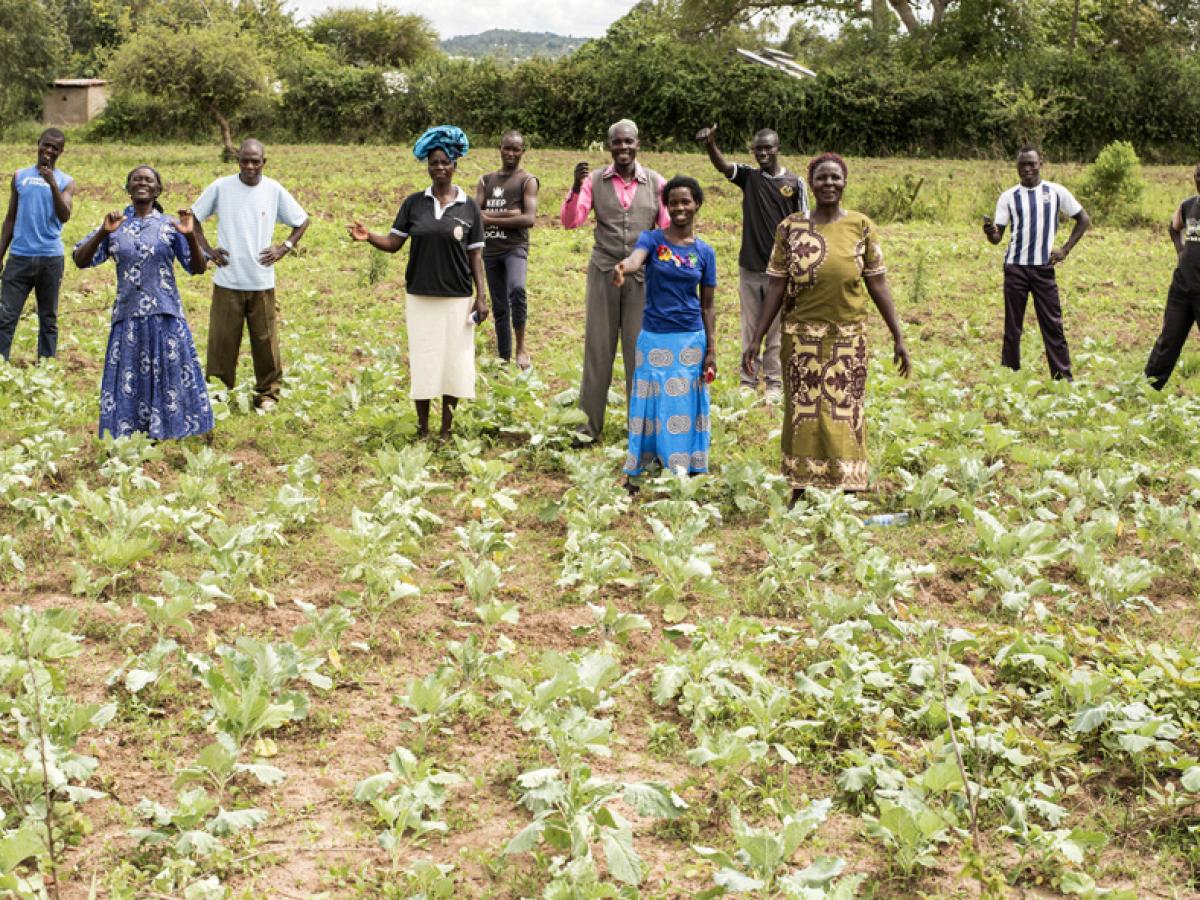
0, 129, 75, 361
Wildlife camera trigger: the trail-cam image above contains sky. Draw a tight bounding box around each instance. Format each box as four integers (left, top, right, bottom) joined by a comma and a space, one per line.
285, 0, 643, 39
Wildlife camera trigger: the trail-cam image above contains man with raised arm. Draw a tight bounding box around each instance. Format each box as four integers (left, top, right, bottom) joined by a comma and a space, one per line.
983, 145, 1089, 381
0, 128, 75, 362
476, 130, 539, 369
697, 124, 806, 403
191, 138, 309, 410
561, 119, 669, 444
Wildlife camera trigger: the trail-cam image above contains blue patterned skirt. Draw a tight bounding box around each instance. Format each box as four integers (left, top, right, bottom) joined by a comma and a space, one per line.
624, 329, 710, 476
100, 314, 214, 440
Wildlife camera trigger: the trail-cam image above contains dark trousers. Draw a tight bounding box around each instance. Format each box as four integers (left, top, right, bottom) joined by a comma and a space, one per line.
1002, 264, 1072, 380
206, 285, 282, 401
0, 255, 64, 360
483, 250, 528, 360
1144, 283, 1200, 390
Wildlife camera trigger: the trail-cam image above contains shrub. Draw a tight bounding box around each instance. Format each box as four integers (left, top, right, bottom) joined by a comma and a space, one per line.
104, 22, 274, 157
1078, 140, 1146, 226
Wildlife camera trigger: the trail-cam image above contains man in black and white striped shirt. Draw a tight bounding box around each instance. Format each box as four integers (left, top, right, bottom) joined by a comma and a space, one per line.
983, 146, 1090, 380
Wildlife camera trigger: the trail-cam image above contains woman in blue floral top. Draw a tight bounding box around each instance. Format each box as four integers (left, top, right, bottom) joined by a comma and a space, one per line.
613, 175, 717, 484
73, 166, 213, 440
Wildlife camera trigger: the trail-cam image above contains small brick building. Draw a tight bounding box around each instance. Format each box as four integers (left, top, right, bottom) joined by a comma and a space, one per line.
43, 79, 108, 126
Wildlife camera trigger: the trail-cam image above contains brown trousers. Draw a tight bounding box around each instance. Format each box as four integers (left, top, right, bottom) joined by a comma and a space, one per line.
206, 285, 282, 400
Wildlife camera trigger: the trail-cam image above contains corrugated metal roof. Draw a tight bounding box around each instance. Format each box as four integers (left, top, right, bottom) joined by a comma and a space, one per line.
51, 79, 107, 87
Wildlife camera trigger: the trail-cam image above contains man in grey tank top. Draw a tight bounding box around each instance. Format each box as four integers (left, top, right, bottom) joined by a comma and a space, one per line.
475, 130, 539, 368
560, 119, 669, 443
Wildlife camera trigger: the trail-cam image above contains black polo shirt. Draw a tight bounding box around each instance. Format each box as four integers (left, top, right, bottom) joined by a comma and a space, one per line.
391, 187, 485, 297
730, 164, 807, 272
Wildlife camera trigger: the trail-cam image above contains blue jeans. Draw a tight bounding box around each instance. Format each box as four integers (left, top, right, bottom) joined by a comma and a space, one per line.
0, 254, 64, 360
483, 249, 528, 360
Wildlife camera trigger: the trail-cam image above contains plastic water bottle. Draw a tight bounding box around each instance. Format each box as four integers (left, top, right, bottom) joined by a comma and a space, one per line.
862, 512, 911, 527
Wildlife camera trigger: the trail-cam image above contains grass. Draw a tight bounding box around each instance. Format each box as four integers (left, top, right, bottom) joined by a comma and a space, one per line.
1, 142, 1200, 898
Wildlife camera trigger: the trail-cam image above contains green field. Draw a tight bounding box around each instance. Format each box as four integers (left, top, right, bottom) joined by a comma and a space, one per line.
1, 142, 1199, 899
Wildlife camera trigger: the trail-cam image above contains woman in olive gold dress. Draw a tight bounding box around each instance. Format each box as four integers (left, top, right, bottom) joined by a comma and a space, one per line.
743, 152, 911, 504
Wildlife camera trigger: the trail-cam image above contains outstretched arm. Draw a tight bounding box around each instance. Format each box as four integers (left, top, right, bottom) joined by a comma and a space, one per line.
865, 272, 911, 377
611, 247, 650, 286
347, 221, 406, 253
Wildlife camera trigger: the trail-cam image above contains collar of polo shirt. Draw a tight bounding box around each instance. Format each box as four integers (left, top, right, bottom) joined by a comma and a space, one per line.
424, 185, 469, 220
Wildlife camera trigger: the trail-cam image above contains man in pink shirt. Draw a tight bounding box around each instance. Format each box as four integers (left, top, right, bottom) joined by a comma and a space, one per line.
562, 119, 669, 444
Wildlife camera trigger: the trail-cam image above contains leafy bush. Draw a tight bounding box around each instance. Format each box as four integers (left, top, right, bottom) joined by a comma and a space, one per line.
1078, 140, 1147, 226
103, 22, 274, 155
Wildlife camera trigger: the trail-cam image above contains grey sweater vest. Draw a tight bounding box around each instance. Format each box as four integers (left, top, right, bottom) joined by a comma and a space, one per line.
589, 168, 662, 271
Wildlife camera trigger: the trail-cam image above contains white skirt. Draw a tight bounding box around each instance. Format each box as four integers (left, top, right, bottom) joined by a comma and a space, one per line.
405, 293, 476, 400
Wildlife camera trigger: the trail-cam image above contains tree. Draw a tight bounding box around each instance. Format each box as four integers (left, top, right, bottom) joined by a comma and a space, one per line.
678, 0, 960, 37
309, 6, 438, 67
105, 22, 271, 157
0, 0, 68, 121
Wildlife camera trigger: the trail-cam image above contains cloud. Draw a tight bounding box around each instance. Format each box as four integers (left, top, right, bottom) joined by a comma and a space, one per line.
286, 0, 638, 38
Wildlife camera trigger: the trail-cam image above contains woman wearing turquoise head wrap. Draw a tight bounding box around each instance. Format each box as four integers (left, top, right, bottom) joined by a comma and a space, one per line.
348, 126, 488, 438
413, 125, 470, 162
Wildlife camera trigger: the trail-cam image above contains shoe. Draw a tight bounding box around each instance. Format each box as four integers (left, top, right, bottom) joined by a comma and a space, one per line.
569, 433, 596, 450
764, 387, 783, 405
257, 397, 278, 413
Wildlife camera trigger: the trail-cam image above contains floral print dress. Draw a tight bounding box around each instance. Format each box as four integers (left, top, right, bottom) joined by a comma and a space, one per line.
77, 208, 213, 440
766, 211, 885, 491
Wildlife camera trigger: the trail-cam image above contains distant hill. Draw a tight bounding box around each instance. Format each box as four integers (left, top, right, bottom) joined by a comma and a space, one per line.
441, 29, 588, 60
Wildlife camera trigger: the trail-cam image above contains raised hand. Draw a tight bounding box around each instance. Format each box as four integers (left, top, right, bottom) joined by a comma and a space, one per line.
102, 210, 124, 233
37, 164, 55, 185
176, 208, 195, 235
572, 161, 590, 193
694, 123, 718, 143
347, 222, 370, 242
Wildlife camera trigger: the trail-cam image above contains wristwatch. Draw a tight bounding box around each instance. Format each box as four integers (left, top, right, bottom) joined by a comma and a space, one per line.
283, 239, 294, 252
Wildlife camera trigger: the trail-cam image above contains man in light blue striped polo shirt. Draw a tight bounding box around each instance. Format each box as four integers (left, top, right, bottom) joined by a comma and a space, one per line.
983, 146, 1090, 381
0, 129, 75, 361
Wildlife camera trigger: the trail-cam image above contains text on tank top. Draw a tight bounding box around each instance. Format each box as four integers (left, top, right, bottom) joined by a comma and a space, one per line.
481, 170, 532, 256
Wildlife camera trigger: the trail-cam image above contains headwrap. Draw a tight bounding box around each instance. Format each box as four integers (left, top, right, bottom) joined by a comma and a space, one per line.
413, 125, 470, 162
